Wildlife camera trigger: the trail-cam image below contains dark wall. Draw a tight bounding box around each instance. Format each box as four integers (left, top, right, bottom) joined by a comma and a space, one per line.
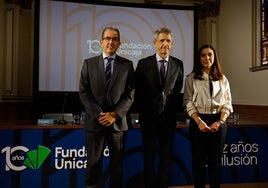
33, 92, 84, 119
0, 101, 33, 120
0, 92, 185, 121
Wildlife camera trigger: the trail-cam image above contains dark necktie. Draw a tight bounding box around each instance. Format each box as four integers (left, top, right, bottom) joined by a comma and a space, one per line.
158, 60, 167, 114
105, 57, 112, 82
160, 60, 166, 88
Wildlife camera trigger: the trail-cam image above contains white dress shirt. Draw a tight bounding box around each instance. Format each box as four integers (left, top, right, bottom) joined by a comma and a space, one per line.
156, 53, 168, 76
103, 53, 116, 74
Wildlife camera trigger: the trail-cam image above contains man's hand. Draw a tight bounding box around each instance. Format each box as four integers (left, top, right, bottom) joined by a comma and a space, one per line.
98, 112, 117, 126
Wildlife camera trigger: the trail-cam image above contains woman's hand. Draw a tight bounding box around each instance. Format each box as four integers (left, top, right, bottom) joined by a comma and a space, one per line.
197, 119, 212, 132
210, 121, 222, 132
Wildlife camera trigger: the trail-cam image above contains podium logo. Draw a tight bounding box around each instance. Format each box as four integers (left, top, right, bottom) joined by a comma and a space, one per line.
24, 145, 51, 169
1, 145, 51, 171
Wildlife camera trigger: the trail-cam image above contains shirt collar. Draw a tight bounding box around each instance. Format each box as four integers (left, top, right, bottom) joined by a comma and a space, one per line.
103, 53, 116, 60
156, 53, 169, 62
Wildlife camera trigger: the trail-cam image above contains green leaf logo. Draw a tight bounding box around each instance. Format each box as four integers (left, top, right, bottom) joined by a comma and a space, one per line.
23, 145, 51, 169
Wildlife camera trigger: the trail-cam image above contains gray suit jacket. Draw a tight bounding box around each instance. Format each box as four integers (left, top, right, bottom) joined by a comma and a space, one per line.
79, 54, 135, 132
135, 54, 184, 125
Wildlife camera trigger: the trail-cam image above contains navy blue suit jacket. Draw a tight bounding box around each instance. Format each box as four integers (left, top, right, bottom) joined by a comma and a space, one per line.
135, 54, 184, 126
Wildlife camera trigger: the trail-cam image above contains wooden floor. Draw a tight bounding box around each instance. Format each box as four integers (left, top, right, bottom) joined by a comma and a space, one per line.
169, 182, 268, 188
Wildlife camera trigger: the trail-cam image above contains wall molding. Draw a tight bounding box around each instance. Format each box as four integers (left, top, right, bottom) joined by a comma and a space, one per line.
233, 104, 268, 122
4, 0, 33, 9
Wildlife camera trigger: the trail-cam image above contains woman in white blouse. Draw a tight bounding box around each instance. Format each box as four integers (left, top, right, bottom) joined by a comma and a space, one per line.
183, 44, 233, 188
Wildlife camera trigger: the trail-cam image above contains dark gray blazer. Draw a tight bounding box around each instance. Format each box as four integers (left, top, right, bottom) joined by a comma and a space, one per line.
79, 54, 135, 132
135, 54, 184, 125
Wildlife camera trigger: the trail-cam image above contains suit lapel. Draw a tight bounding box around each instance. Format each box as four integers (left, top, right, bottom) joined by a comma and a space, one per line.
163, 58, 177, 91
107, 56, 121, 90
97, 55, 107, 86
151, 56, 161, 87
166, 59, 174, 82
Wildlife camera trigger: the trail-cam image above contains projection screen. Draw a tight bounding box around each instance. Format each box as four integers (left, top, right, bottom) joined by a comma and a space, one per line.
37, 0, 196, 92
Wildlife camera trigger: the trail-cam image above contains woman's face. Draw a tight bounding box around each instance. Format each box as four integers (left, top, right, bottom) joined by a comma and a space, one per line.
200, 47, 215, 70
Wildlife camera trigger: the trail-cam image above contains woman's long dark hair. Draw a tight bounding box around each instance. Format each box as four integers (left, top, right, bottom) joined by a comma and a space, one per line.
193, 44, 223, 81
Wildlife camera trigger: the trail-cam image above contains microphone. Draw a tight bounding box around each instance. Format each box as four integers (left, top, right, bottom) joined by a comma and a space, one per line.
57, 93, 68, 124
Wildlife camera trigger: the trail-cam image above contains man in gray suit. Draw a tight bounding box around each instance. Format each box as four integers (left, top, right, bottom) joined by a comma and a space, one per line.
135, 27, 184, 188
79, 27, 135, 188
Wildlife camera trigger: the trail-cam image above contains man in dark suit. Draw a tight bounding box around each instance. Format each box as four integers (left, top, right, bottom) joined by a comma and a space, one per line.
135, 27, 184, 188
79, 27, 135, 188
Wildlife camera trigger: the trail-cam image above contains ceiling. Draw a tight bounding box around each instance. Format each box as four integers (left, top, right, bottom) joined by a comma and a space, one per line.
103, 0, 218, 6
4, 0, 219, 10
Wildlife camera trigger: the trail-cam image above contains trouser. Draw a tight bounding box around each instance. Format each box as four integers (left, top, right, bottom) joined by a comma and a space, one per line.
141, 113, 176, 188
84, 129, 125, 188
190, 113, 227, 188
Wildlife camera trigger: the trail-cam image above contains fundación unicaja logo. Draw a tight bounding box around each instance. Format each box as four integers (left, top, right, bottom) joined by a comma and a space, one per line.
1, 145, 51, 171
23, 145, 51, 169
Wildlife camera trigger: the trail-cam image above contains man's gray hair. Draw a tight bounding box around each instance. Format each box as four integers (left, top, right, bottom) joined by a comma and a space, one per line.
153, 27, 173, 41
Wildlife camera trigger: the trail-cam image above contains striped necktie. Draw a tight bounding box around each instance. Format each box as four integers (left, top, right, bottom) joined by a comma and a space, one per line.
105, 57, 113, 82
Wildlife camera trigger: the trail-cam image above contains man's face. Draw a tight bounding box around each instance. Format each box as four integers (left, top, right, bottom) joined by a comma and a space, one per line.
100, 29, 121, 56
153, 33, 173, 59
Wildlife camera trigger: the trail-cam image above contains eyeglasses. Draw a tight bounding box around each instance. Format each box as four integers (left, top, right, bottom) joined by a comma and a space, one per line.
102, 37, 119, 42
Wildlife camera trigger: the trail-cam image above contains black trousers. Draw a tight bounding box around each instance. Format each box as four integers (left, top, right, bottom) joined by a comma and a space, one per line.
84, 128, 126, 188
189, 113, 227, 188
140, 113, 176, 188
